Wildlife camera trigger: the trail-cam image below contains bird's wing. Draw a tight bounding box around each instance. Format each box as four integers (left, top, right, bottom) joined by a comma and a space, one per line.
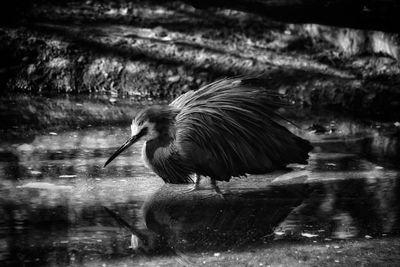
170, 77, 312, 181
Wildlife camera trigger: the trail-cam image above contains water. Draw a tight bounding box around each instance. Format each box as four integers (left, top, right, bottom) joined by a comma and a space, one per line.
0, 119, 399, 266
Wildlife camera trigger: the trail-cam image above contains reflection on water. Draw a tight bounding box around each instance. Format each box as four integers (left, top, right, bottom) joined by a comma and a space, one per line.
0, 120, 399, 265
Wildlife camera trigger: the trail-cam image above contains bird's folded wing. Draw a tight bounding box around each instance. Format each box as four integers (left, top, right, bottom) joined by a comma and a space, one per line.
169, 77, 312, 179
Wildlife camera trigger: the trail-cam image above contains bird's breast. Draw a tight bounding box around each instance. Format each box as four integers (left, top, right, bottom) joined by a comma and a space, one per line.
141, 138, 193, 183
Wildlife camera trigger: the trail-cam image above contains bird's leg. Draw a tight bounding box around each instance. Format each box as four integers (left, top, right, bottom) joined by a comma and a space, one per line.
210, 179, 223, 196
195, 173, 202, 187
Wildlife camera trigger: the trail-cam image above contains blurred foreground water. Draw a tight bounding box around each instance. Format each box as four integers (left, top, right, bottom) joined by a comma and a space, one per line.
0, 117, 400, 266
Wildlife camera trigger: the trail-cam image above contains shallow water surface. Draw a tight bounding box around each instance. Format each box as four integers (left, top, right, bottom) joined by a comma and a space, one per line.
0, 119, 399, 266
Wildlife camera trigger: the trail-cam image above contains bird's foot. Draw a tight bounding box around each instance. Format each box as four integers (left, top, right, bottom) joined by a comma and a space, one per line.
182, 182, 229, 200
211, 183, 228, 200
182, 183, 202, 194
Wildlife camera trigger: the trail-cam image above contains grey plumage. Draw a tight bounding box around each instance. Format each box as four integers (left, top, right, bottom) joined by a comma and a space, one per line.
104, 77, 313, 184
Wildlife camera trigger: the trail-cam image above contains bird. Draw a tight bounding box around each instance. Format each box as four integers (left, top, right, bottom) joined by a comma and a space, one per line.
104, 76, 313, 193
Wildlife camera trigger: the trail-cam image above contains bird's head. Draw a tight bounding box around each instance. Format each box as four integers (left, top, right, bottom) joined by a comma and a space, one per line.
104, 105, 178, 167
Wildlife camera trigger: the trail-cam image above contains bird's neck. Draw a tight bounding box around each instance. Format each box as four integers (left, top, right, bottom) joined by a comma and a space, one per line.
143, 107, 178, 168
145, 131, 174, 162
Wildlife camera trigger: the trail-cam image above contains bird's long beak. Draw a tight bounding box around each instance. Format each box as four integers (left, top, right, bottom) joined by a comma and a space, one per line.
104, 128, 147, 167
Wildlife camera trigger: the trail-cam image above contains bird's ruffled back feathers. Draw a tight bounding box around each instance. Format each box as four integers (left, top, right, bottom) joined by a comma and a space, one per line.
170, 77, 312, 180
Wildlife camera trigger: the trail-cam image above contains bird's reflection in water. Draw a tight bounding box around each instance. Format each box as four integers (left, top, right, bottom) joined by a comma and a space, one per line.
134, 183, 306, 253
111, 173, 400, 255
